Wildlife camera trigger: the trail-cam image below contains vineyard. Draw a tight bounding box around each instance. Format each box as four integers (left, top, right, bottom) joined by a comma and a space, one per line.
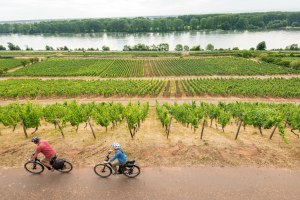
0, 101, 149, 139
1, 51, 300, 169
0, 101, 299, 144
0, 78, 299, 98
156, 101, 300, 143
180, 78, 300, 98
0, 58, 27, 73
6, 57, 300, 77
0, 79, 165, 98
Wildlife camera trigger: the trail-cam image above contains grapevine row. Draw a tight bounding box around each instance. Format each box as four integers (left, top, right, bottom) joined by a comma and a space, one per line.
155, 101, 300, 143
0, 101, 149, 139
0, 78, 299, 98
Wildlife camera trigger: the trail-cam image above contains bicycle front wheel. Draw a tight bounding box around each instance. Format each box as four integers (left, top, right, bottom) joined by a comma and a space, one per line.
58, 161, 73, 173
24, 161, 44, 174
123, 165, 140, 178
94, 164, 112, 178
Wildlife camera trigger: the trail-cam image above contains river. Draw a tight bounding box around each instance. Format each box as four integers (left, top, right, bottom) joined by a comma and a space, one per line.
0, 30, 300, 51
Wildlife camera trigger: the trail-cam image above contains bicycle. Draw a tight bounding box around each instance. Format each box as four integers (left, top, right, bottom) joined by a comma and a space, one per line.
94, 152, 140, 178
24, 153, 73, 174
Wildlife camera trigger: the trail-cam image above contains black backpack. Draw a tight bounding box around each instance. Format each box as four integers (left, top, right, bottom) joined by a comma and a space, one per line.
52, 159, 65, 170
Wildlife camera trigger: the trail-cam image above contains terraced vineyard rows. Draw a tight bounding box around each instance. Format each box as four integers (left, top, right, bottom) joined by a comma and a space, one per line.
5, 58, 113, 76
0, 79, 165, 98
100, 59, 144, 77
145, 57, 295, 76
0, 58, 27, 73
6, 57, 300, 77
0, 78, 299, 99
181, 78, 300, 98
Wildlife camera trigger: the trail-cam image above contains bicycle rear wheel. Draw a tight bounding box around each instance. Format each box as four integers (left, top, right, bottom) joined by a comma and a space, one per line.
94, 164, 112, 178
24, 161, 44, 174
58, 161, 73, 173
123, 165, 140, 178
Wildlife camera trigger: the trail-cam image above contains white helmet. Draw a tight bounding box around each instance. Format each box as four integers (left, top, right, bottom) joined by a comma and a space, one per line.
112, 143, 121, 150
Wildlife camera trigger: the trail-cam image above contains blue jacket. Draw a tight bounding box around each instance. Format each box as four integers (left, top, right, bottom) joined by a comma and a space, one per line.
110, 149, 127, 163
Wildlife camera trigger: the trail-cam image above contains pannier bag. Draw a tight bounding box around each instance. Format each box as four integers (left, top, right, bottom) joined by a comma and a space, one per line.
52, 159, 65, 170
125, 160, 135, 167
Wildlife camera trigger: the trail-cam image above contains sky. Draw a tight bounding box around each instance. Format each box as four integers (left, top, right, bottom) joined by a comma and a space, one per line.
1, 0, 300, 21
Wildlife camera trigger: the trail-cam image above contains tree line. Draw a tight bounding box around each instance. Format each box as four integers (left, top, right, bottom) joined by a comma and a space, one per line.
0, 12, 300, 34
0, 41, 269, 51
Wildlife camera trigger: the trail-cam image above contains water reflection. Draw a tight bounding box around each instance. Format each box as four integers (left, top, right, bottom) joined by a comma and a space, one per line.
0, 30, 299, 50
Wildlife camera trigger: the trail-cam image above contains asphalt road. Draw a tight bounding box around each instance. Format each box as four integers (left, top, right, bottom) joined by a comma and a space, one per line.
0, 167, 300, 200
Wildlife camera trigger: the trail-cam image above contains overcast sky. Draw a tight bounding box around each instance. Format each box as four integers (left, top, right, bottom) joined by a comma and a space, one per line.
1, 0, 300, 21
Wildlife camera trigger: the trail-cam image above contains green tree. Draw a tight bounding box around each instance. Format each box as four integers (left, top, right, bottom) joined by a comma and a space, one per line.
285, 44, 299, 50
184, 45, 190, 51
256, 41, 266, 50
102, 45, 110, 51
190, 18, 199, 29
7, 42, 21, 51
190, 45, 201, 51
45, 45, 54, 51
175, 44, 183, 51
0, 45, 6, 50
206, 44, 214, 51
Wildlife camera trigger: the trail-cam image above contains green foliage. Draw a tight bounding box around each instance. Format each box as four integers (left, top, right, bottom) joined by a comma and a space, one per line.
175, 44, 183, 51
92, 103, 113, 131
65, 101, 85, 130
7, 57, 299, 77
1, 12, 299, 34
0, 58, 28, 72
181, 78, 300, 98
7, 42, 21, 51
155, 102, 298, 143
102, 45, 110, 51
123, 43, 169, 51
290, 60, 300, 70
190, 45, 201, 51
20, 102, 42, 129
0, 45, 6, 51
0, 79, 166, 98
43, 103, 69, 137
124, 102, 149, 139
0, 103, 21, 128
285, 44, 299, 51
0, 102, 42, 137
206, 44, 214, 51
155, 102, 172, 135
217, 109, 231, 131
257, 41, 267, 50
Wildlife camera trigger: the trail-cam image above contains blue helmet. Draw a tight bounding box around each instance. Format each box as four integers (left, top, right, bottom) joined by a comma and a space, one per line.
31, 137, 40, 144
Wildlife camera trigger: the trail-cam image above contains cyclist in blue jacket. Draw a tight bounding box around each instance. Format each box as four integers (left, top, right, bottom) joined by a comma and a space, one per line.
105, 143, 127, 174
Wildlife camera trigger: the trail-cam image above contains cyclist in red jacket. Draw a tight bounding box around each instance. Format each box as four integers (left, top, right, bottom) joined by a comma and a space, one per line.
31, 137, 56, 170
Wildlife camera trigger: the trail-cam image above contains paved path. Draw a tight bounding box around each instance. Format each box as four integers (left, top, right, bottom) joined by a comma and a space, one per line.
0, 167, 300, 200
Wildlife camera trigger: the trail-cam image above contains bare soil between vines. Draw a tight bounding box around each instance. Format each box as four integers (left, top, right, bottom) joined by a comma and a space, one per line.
0, 96, 299, 106
0, 108, 299, 169
1, 74, 300, 81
